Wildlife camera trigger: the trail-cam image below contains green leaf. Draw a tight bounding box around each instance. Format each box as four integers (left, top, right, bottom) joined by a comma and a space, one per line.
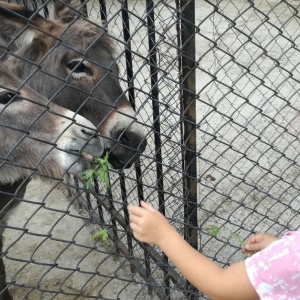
91, 229, 109, 242
229, 232, 243, 245
82, 151, 112, 189
205, 225, 221, 237
81, 169, 94, 189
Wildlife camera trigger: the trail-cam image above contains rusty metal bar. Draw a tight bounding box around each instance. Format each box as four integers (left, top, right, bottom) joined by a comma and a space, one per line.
178, 0, 198, 298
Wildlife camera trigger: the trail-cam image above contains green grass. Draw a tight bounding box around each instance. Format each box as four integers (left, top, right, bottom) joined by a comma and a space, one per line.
81, 152, 112, 243
91, 228, 109, 243
205, 225, 244, 247
82, 151, 112, 189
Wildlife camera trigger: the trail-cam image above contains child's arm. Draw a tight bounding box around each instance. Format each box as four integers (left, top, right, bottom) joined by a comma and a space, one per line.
128, 201, 259, 300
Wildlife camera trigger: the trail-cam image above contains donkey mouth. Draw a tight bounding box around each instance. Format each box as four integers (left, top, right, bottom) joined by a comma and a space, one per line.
68, 150, 95, 161
103, 150, 136, 169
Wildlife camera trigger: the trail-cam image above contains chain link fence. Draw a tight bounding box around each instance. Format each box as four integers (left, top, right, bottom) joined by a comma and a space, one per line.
1, 0, 300, 299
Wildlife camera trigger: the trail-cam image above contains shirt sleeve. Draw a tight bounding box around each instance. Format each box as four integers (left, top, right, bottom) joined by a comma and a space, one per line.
245, 231, 300, 299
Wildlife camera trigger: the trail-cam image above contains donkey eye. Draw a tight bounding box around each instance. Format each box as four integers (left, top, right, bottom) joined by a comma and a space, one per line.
0, 92, 19, 104
67, 60, 92, 76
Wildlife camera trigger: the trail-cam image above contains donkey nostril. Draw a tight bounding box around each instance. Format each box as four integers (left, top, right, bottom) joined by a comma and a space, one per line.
117, 130, 133, 145
118, 129, 147, 152
120, 132, 131, 143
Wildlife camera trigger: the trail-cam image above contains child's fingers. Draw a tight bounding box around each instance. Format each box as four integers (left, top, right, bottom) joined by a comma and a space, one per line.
129, 213, 139, 224
129, 220, 138, 231
244, 241, 259, 252
242, 234, 261, 255
242, 249, 255, 257
140, 201, 157, 212
128, 204, 144, 216
242, 244, 257, 256
128, 202, 156, 216
243, 234, 267, 252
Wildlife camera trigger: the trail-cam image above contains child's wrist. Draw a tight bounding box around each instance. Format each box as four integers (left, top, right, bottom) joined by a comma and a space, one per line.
156, 225, 178, 248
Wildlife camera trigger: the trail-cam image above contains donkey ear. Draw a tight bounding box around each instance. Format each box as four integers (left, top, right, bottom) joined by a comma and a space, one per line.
0, 1, 53, 47
53, 0, 85, 24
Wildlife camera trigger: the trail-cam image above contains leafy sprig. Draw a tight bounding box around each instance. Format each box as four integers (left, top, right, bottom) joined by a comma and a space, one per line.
82, 152, 112, 189
82, 152, 111, 244
91, 229, 109, 242
205, 225, 244, 247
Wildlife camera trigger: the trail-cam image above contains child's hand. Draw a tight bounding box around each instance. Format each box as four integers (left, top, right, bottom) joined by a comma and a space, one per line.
242, 233, 279, 256
128, 201, 175, 246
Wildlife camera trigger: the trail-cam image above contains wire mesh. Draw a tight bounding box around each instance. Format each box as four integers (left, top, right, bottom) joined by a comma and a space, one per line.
1, 0, 300, 299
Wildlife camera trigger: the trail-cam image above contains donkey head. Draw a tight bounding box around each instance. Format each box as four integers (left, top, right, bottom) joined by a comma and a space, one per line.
0, 0, 147, 169
0, 63, 104, 184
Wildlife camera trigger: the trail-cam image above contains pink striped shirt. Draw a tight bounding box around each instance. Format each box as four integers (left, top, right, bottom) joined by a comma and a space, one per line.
245, 231, 300, 299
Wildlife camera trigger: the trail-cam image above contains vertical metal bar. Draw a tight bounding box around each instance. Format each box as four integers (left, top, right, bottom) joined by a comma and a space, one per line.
74, 176, 83, 209
121, 1, 135, 110
41, 0, 49, 18
121, 0, 145, 208
93, 178, 104, 224
85, 190, 92, 212
29, 0, 37, 10
179, 0, 198, 299
99, 0, 107, 28
119, 170, 134, 273
106, 180, 119, 253
80, 0, 88, 18
120, 0, 144, 275
146, 0, 170, 298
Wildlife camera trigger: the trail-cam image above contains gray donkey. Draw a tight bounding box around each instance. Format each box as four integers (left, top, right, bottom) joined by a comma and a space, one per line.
0, 0, 147, 170
0, 63, 104, 300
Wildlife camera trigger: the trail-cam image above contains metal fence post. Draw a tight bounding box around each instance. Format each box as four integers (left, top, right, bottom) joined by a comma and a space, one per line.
178, 0, 198, 298
145, 0, 169, 296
